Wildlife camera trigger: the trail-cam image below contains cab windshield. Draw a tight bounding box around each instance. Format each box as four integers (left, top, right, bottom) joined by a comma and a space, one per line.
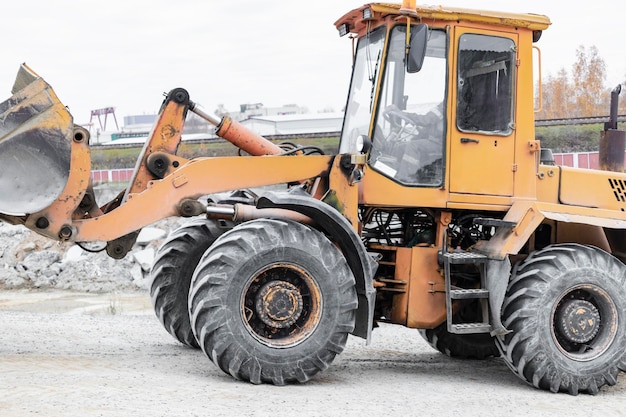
339, 26, 386, 154
370, 27, 447, 186
340, 26, 447, 187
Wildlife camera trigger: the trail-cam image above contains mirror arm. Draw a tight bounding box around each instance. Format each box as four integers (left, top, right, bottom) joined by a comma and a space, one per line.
405, 17, 412, 65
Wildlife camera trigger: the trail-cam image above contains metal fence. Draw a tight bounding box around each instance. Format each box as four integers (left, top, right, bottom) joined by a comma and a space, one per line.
91, 169, 134, 183
552, 151, 626, 170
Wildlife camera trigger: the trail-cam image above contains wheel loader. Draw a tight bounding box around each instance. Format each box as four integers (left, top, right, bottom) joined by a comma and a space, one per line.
1, 0, 626, 395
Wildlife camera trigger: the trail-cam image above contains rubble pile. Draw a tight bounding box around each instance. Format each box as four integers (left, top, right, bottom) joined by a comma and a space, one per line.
0, 220, 180, 292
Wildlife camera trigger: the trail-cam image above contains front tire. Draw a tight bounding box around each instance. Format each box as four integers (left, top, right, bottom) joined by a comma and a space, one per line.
189, 218, 358, 385
497, 244, 626, 395
150, 219, 231, 348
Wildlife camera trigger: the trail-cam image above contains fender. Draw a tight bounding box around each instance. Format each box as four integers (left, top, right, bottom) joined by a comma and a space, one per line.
257, 190, 378, 343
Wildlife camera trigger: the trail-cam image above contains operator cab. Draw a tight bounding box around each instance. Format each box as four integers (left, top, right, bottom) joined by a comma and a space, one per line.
337, 3, 549, 200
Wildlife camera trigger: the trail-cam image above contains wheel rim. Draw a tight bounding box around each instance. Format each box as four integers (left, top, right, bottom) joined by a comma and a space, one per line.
241, 263, 322, 348
550, 284, 618, 361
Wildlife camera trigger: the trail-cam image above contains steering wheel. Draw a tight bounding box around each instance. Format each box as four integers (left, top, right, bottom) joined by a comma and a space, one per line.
382, 105, 426, 143
383, 105, 416, 128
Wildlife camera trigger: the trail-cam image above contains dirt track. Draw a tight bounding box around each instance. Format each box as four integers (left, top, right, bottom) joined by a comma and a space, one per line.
1, 290, 625, 417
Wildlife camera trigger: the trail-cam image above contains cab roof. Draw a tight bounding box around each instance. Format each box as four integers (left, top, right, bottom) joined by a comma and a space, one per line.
335, 3, 551, 34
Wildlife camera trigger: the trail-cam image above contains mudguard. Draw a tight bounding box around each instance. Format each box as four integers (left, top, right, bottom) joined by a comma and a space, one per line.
257, 190, 378, 343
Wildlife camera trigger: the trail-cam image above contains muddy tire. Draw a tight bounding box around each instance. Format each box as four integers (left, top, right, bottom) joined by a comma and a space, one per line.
150, 219, 231, 348
496, 244, 626, 395
420, 323, 498, 359
189, 218, 358, 385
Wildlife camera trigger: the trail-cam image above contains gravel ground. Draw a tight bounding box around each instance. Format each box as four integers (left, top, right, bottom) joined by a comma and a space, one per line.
1, 291, 625, 417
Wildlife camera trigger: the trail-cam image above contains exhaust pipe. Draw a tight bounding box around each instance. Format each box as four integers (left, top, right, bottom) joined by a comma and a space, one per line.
599, 85, 625, 172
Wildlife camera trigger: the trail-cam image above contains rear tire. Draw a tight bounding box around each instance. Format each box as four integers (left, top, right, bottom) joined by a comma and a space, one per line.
496, 244, 626, 395
189, 218, 358, 385
150, 218, 231, 348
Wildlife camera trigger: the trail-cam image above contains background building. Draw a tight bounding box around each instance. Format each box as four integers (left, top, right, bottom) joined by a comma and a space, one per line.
95, 103, 342, 145
240, 112, 343, 136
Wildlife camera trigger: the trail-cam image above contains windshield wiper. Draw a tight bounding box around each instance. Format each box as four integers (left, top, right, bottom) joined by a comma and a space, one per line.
369, 49, 381, 111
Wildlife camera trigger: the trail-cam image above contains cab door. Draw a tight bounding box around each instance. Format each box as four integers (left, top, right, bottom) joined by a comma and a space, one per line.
448, 28, 518, 196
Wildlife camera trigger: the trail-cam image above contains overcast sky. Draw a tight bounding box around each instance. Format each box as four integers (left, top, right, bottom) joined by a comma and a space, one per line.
1, 1, 625, 127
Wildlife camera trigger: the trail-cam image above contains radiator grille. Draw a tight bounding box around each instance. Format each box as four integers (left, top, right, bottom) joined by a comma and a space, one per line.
609, 178, 626, 210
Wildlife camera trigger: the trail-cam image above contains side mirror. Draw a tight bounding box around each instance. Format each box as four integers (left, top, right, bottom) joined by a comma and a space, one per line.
407, 24, 428, 73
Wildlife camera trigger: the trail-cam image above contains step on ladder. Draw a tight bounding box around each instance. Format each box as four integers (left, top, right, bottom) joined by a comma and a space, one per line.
442, 217, 516, 334
443, 251, 490, 334
443, 251, 491, 334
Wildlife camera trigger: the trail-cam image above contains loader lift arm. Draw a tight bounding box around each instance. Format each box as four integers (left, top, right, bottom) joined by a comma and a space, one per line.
0, 64, 331, 250
0, 64, 377, 342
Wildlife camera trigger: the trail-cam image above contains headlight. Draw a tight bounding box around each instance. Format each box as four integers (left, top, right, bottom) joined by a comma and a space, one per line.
338, 23, 350, 37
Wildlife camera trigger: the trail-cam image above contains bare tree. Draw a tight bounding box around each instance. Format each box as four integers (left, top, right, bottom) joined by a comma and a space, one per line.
537, 68, 573, 119
571, 45, 607, 117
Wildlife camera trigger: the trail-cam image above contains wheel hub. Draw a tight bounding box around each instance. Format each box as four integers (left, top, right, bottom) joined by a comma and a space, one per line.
255, 281, 303, 329
556, 299, 601, 344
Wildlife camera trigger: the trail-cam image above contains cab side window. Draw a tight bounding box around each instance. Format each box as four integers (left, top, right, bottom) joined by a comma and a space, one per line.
457, 34, 516, 135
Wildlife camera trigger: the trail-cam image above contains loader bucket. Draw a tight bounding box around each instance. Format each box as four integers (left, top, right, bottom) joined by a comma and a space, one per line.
0, 64, 73, 215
